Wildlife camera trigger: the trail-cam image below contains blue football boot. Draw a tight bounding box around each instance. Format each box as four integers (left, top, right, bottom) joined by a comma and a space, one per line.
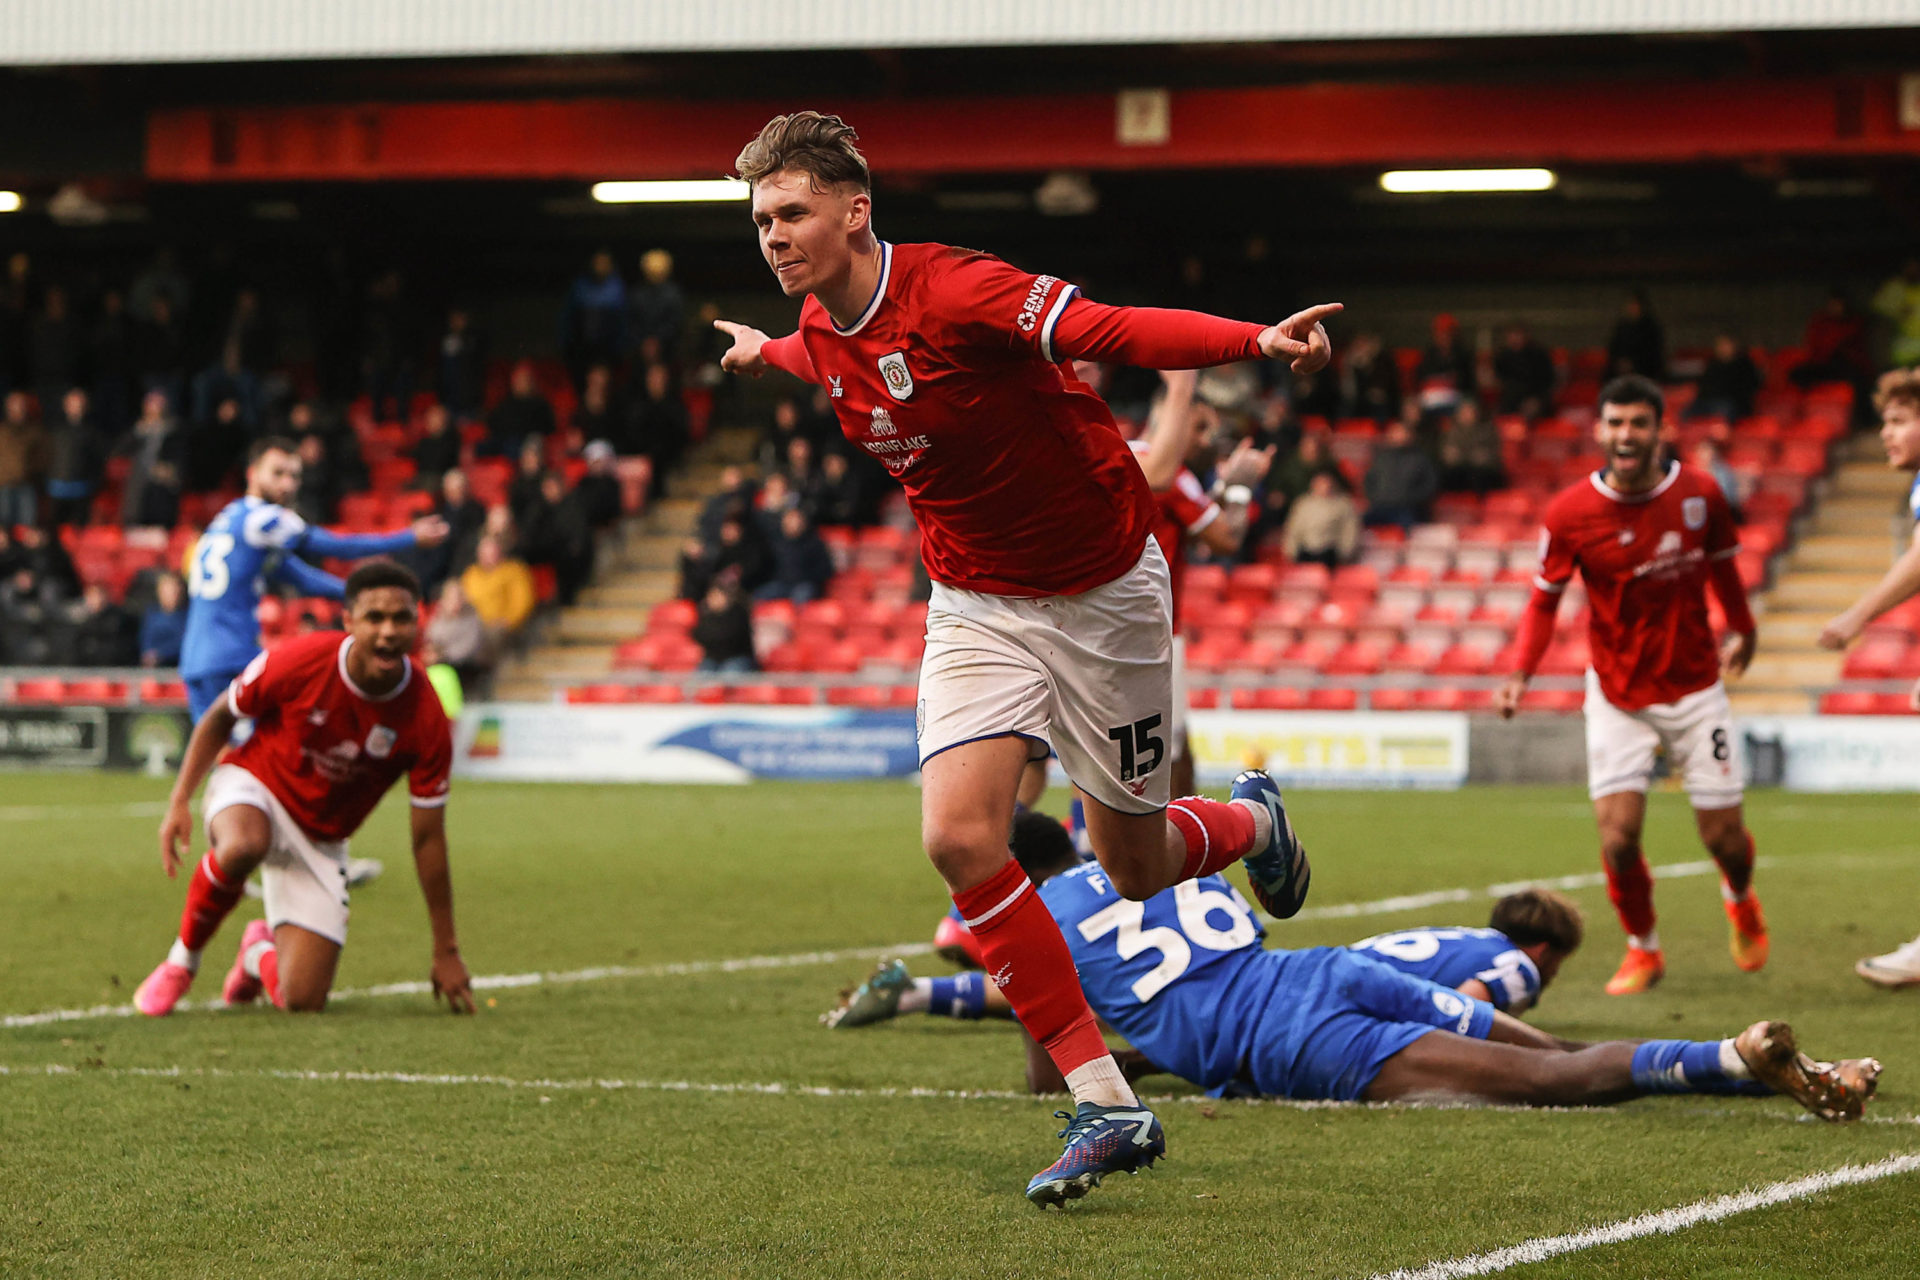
1025, 1102, 1166, 1208
1231, 769, 1311, 918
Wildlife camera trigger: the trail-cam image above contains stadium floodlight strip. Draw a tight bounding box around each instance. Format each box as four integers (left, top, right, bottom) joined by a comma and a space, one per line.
1379, 168, 1558, 194
0, 192, 21, 213
591, 179, 750, 204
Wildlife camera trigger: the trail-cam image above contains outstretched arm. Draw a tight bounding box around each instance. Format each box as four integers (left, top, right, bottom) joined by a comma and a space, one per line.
269, 553, 347, 601
409, 804, 474, 1013
1054, 299, 1340, 374
297, 515, 447, 561
714, 320, 819, 384
1820, 522, 1920, 650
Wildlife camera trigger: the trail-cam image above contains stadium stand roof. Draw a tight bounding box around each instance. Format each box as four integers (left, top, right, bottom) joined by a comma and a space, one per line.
3, 0, 1917, 66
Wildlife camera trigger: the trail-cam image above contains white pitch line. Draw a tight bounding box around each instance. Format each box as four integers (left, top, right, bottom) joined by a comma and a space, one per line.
0, 800, 168, 822
1289, 858, 1745, 922
1367, 1153, 1920, 1280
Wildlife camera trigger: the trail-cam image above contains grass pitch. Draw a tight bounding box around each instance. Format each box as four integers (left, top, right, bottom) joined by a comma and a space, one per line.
2, 772, 1917, 1278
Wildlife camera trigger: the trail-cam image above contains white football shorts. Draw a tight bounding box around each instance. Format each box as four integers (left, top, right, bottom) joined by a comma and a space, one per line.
918, 538, 1174, 816
1583, 670, 1744, 810
203, 764, 352, 945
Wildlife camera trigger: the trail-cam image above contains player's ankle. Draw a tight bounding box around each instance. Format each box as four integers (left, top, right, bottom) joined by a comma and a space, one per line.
1063, 1056, 1138, 1109
166, 939, 201, 973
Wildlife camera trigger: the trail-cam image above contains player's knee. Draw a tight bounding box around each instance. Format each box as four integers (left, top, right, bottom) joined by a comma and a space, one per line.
281, 986, 328, 1014
923, 819, 1010, 890
1597, 827, 1642, 865
1099, 859, 1164, 903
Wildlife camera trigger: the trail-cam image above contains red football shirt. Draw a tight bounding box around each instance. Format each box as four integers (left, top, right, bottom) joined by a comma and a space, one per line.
223, 630, 452, 842
1127, 438, 1219, 610
1535, 461, 1740, 710
783, 241, 1158, 597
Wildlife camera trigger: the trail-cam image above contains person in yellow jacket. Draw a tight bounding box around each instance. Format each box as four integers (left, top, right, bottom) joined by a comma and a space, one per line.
460, 533, 535, 641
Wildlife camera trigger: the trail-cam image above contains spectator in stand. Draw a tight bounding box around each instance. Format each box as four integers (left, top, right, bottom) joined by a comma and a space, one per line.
570, 364, 626, 453
128, 246, 191, 325
292, 433, 340, 525
1791, 291, 1872, 392
1340, 332, 1401, 423
629, 360, 689, 487
697, 465, 756, 542
755, 472, 799, 537
191, 287, 269, 430
359, 269, 417, 422
1437, 400, 1506, 496
89, 288, 135, 434
1607, 290, 1667, 381
0, 389, 50, 528
1873, 259, 1920, 368
1288, 363, 1342, 424
435, 306, 487, 419
508, 436, 549, 526
460, 532, 536, 643
132, 294, 186, 410
29, 285, 83, 417
187, 395, 248, 492
679, 515, 767, 602
693, 581, 756, 674
0, 253, 32, 400
760, 397, 808, 476
560, 249, 629, 390
1690, 334, 1762, 422
1281, 472, 1361, 570
575, 440, 624, 530
140, 571, 187, 667
412, 466, 486, 593
782, 435, 821, 505
629, 248, 686, 363
70, 581, 138, 667
1692, 439, 1745, 522
484, 361, 556, 459
45, 387, 103, 528
1493, 323, 1556, 420
118, 389, 184, 528
1412, 313, 1473, 420
0, 564, 59, 664
521, 470, 595, 605
11, 524, 78, 598
460, 502, 519, 570
812, 450, 864, 526
410, 403, 462, 494
757, 507, 835, 604
425, 578, 493, 695
1362, 418, 1439, 532
282, 398, 369, 494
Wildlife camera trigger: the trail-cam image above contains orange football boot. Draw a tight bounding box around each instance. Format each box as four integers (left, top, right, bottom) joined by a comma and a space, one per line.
1726, 892, 1769, 973
1605, 945, 1665, 995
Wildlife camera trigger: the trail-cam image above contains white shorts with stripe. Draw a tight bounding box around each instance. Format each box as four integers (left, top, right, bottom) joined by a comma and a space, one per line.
1583, 670, 1744, 810
203, 764, 353, 945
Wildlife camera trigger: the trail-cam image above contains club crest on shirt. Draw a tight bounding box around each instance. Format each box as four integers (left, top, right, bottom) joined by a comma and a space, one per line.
878, 351, 913, 401
365, 725, 397, 759
1682, 496, 1707, 530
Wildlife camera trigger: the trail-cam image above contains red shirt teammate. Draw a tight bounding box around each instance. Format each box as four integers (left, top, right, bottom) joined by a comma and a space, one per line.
133, 561, 474, 1017
1496, 376, 1765, 997
714, 111, 1334, 1206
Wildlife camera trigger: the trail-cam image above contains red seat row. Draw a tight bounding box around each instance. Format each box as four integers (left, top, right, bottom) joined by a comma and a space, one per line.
7, 677, 186, 706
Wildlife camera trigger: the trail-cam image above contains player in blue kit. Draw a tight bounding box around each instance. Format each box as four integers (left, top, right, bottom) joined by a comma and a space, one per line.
180, 437, 447, 720
1348, 888, 1585, 1017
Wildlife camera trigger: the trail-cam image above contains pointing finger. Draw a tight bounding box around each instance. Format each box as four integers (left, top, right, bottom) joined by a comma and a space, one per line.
1287, 303, 1345, 330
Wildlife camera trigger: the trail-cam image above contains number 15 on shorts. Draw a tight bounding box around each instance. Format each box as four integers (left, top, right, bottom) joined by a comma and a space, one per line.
1108, 715, 1165, 783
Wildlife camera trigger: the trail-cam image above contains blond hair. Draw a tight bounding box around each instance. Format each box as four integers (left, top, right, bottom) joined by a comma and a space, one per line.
735, 112, 870, 193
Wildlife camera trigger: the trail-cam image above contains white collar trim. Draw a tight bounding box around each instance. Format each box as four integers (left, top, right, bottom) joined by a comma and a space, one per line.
337, 635, 412, 703
1589, 459, 1679, 505
831, 241, 892, 337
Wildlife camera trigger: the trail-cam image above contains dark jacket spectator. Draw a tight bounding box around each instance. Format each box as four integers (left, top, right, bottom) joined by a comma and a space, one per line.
811, 451, 865, 526
358, 269, 417, 421
187, 395, 249, 492
131, 295, 186, 405
1607, 291, 1667, 381
508, 436, 549, 528
119, 390, 185, 528
485, 362, 556, 458
679, 516, 767, 601
435, 307, 486, 417
629, 248, 686, 361
0, 390, 50, 528
629, 361, 689, 482
576, 441, 623, 530
520, 472, 595, 605
1264, 431, 1348, 536
756, 508, 835, 604
10, 524, 78, 598
1690, 335, 1763, 422
1362, 420, 1439, 531
45, 388, 104, 527
410, 404, 463, 491
697, 466, 757, 543
0, 566, 61, 664
71, 583, 138, 667
1339, 333, 1402, 423
293, 433, 340, 525
88, 289, 136, 434
1493, 325, 1556, 419
759, 398, 810, 476
140, 572, 187, 666
560, 250, 628, 387
692, 583, 756, 674
28, 285, 83, 412
570, 365, 625, 452
1437, 401, 1506, 496
412, 467, 487, 592
1411, 314, 1473, 417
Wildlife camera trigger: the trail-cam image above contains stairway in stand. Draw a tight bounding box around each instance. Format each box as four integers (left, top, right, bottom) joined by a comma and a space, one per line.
490, 426, 760, 702
1733, 435, 1906, 715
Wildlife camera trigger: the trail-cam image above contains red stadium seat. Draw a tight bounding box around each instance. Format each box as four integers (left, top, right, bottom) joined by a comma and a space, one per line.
1369, 687, 1416, 711
629, 683, 686, 704
1231, 687, 1307, 711
12, 677, 67, 703
1306, 687, 1360, 711
1186, 687, 1220, 710
647, 599, 697, 633
567, 684, 636, 704
63, 678, 128, 705
138, 678, 189, 706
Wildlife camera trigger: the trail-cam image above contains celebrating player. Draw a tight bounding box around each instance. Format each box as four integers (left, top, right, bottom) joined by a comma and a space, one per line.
997, 813, 1874, 1120
181, 436, 448, 721
714, 110, 1335, 1204
1817, 369, 1920, 988
1496, 376, 1765, 996
830, 887, 1581, 1029
132, 561, 473, 1017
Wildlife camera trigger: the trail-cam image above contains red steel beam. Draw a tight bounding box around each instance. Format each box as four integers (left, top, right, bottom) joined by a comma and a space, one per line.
146, 76, 1920, 181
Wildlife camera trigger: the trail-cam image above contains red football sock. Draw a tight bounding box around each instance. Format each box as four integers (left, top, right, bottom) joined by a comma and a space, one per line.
952, 859, 1109, 1077
177, 852, 245, 954
1605, 851, 1658, 941
255, 944, 285, 1010
1714, 831, 1756, 899
1168, 796, 1257, 881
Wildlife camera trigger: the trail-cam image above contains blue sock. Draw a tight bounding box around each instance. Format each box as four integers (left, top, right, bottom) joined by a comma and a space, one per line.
1067, 797, 1095, 861
1630, 1039, 1770, 1096
926, 972, 988, 1020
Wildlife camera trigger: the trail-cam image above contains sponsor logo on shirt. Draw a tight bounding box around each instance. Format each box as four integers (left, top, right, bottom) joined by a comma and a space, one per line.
861, 406, 931, 476
828, 375, 843, 399
1631, 529, 1703, 580
1015, 274, 1060, 334
877, 351, 913, 401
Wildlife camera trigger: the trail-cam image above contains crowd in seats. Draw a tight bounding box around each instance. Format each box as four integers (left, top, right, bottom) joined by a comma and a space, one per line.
0, 242, 720, 673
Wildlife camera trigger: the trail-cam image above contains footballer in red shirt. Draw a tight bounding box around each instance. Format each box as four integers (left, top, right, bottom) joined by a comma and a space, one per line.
1497, 376, 1765, 997
714, 111, 1332, 1205
132, 561, 473, 1018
